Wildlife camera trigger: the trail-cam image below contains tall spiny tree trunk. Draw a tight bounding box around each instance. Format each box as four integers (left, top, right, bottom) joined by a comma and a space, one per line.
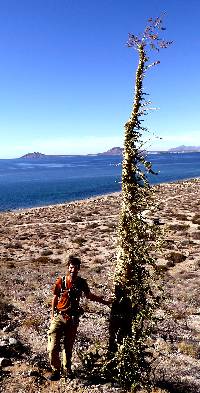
108, 17, 172, 390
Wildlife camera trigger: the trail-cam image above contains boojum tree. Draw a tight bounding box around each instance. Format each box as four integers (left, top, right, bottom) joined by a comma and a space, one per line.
108, 17, 172, 390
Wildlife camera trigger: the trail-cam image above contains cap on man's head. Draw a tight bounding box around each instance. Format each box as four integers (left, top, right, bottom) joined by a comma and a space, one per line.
68, 255, 81, 269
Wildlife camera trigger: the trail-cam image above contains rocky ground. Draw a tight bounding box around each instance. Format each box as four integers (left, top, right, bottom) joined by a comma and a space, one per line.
1, 179, 200, 392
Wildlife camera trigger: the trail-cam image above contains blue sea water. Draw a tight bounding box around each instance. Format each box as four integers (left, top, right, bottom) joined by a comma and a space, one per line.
0, 152, 200, 212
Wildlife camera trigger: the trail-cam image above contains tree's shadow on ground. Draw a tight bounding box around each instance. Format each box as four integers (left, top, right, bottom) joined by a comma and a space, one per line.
78, 370, 200, 393
76, 367, 119, 389
158, 380, 200, 393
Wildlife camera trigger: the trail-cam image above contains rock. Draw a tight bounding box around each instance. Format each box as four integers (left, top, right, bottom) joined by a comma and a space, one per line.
0, 357, 12, 367
2, 325, 11, 332
28, 369, 41, 377
0, 340, 7, 347
9, 338, 18, 345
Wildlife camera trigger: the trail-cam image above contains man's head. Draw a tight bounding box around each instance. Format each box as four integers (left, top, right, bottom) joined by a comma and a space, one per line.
67, 255, 81, 280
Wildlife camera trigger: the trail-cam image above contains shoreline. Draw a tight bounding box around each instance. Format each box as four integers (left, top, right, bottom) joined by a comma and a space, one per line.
2, 190, 121, 214
1, 176, 199, 215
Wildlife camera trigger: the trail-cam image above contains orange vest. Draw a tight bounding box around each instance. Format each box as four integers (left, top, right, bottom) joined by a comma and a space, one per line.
56, 275, 73, 312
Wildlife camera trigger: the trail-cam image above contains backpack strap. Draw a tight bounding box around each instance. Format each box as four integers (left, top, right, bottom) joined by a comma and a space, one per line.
60, 275, 72, 294
61, 275, 66, 293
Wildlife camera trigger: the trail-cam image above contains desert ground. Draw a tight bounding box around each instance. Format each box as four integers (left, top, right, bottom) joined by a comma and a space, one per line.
1, 178, 200, 393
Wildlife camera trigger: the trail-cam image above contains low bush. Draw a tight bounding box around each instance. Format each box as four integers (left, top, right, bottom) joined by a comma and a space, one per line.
192, 214, 200, 225
5, 241, 23, 249
41, 249, 53, 256
22, 317, 42, 331
173, 213, 188, 221
168, 223, 189, 232
191, 231, 200, 240
178, 341, 200, 358
86, 222, 98, 229
166, 252, 186, 264
32, 256, 51, 264
73, 237, 87, 246
70, 215, 83, 222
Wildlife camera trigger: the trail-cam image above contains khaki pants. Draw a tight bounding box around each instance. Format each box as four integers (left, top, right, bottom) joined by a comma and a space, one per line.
47, 314, 78, 372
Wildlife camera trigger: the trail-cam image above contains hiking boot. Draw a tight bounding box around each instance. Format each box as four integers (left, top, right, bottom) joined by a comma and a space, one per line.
48, 370, 60, 381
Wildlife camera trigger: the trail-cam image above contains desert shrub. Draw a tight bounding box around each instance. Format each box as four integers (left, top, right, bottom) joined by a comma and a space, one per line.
52, 218, 61, 223
86, 222, 98, 229
106, 222, 117, 229
33, 256, 51, 264
192, 214, 200, 224
52, 234, 59, 239
178, 271, 196, 280
85, 211, 93, 217
37, 232, 45, 238
168, 223, 189, 232
162, 239, 175, 249
41, 249, 53, 256
52, 258, 62, 264
93, 256, 104, 264
81, 246, 90, 253
0, 257, 13, 265
156, 264, 169, 273
0, 226, 9, 235
7, 261, 15, 268
99, 226, 113, 233
195, 260, 200, 268
70, 215, 83, 222
91, 209, 100, 215
22, 317, 42, 331
17, 233, 30, 240
93, 265, 103, 273
77, 341, 105, 373
15, 277, 25, 284
73, 236, 87, 246
166, 260, 175, 268
180, 239, 191, 247
178, 341, 200, 358
173, 213, 188, 221
191, 231, 200, 240
5, 241, 23, 249
55, 242, 64, 249
0, 298, 13, 315
166, 252, 186, 264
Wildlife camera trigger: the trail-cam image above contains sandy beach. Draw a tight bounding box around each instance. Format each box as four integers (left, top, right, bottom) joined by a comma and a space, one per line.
1, 178, 200, 392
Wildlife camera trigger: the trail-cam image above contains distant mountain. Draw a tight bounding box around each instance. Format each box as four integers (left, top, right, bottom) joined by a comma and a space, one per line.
168, 145, 200, 152
98, 146, 123, 155
19, 152, 46, 159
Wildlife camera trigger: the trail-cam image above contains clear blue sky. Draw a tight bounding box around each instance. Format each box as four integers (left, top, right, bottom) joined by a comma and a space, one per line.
0, 0, 199, 158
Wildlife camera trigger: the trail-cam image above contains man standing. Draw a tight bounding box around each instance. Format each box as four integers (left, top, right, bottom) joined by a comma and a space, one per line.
47, 255, 110, 381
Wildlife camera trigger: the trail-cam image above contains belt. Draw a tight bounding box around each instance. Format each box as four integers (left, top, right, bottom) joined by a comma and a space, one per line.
57, 311, 71, 321
58, 310, 69, 316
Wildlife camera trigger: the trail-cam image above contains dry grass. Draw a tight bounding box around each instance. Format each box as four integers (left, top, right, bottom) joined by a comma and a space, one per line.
177, 341, 200, 358
192, 214, 200, 224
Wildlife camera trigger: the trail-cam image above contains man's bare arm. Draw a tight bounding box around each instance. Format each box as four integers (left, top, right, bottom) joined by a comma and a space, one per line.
86, 291, 111, 305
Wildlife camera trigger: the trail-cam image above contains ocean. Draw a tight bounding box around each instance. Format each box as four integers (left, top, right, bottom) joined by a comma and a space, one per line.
0, 152, 200, 212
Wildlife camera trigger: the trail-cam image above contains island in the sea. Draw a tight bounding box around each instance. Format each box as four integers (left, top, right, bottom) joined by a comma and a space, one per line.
99, 145, 200, 155
168, 145, 200, 152
19, 152, 46, 159
19, 145, 200, 159
98, 146, 123, 155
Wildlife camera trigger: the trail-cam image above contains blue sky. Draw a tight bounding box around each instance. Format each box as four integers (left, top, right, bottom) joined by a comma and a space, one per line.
0, 0, 199, 158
